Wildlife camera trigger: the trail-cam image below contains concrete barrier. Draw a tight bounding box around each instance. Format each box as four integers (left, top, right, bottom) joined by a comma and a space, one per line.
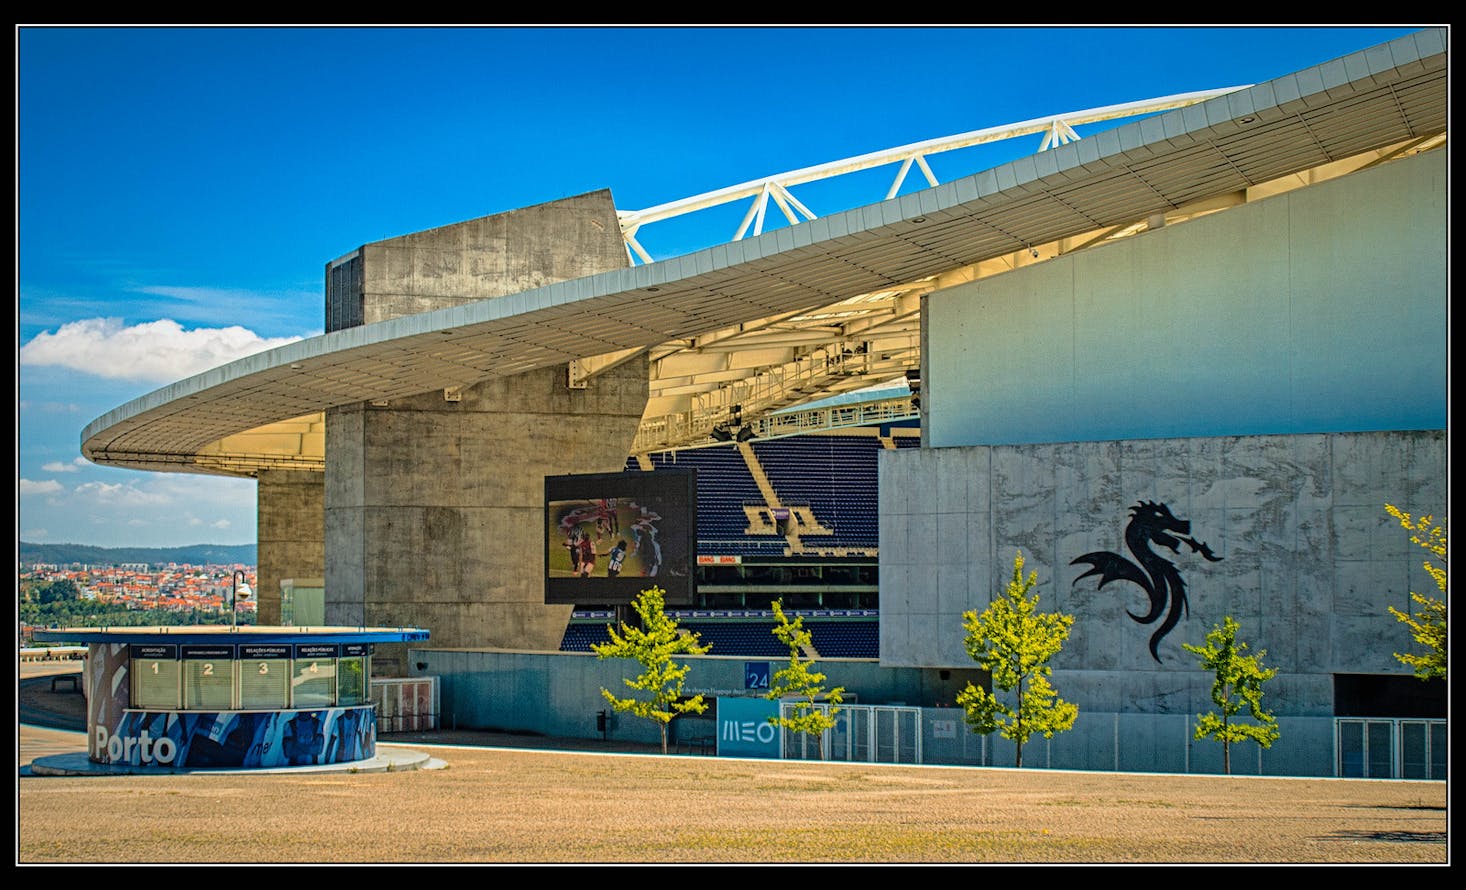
19, 647, 88, 662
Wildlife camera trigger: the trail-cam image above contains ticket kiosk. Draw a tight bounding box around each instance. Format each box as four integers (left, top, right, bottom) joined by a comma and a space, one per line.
30, 625, 429, 770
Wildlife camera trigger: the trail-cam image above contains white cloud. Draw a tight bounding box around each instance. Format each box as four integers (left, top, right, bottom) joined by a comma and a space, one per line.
73, 479, 176, 506
18, 317, 304, 384
41, 458, 88, 473
18, 479, 64, 496
19, 473, 258, 547
18, 400, 83, 413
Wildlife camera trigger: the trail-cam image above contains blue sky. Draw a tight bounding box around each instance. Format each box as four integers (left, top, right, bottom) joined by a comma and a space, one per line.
17, 25, 1424, 548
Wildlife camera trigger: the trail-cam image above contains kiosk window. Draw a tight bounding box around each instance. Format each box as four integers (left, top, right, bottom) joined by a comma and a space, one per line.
336, 656, 368, 706
239, 658, 292, 709
131, 657, 181, 710
184, 658, 236, 710
293, 658, 336, 707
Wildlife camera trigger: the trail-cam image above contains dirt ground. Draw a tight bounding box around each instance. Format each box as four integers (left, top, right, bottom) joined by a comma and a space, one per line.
16, 661, 1450, 866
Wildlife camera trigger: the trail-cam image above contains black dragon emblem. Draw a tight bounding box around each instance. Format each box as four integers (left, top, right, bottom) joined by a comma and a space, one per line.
1070, 500, 1222, 663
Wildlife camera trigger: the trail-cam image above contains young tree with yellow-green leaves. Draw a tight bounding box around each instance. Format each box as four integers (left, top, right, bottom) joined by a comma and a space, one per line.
592, 586, 711, 754
1182, 615, 1279, 775
765, 599, 845, 760
1385, 505, 1447, 682
956, 550, 1077, 768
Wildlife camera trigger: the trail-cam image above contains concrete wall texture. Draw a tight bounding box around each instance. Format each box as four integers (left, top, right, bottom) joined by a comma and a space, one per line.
255, 469, 325, 626
355, 189, 629, 322
877, 430, 1446, 690
322, 190, 647, 675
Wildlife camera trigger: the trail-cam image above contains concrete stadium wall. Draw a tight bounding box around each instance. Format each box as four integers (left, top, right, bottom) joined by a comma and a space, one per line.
879, 150, 1448, 735
353, 189, 629, 324
323, 190, 647, 675
326, 358, 649, 667
256, 470, 325, 625
878, 430, 1446, 690
409, 648, 1345, 776
411, 647, 977, 747
924, 150, 1447, 448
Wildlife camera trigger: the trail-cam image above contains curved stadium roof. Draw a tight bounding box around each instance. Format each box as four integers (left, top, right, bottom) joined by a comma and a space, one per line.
81, 29, 1447, 478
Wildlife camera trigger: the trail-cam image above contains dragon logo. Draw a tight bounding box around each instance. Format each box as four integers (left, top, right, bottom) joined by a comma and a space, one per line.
1070, 500, 1222, 663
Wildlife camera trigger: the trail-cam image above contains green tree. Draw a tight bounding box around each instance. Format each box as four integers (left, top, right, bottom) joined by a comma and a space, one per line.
765, 599, 845, 760
37, 579, 81, 604
1385, 505, 1447, 681
955, 550, 1077, 768
1182, 615, 1279, 775
592, 586, 711, 754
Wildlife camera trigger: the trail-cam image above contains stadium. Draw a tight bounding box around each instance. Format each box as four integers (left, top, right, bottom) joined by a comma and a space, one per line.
76, 29, 1446, 777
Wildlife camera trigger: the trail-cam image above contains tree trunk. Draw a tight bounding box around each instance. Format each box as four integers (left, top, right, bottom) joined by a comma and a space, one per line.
1222, 707, 1231, 775
1015, 675, 1024, 768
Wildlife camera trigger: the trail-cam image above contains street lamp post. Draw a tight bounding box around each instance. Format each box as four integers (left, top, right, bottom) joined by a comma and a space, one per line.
230, 570, 253, 630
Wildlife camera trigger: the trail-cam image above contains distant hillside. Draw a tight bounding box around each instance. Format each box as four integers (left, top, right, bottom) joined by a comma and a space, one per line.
18, 541, 257, 568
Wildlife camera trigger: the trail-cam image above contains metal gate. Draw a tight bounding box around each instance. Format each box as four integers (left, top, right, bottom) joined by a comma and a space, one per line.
1336, 718, 1446, 779
779, 702, 923, 763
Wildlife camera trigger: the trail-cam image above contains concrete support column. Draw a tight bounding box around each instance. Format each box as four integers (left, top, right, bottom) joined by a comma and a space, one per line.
256, 470, 325, 625
325, 357, 648, 676
316, 188, 637, 675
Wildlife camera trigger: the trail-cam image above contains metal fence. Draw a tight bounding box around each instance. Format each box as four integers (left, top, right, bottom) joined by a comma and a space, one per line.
776, 704, 1446, 779
1337, 718, 1447, 779
779, 703, 922, 764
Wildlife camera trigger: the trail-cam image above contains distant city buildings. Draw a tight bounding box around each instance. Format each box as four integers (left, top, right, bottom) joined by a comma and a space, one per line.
18, 562, 256, 616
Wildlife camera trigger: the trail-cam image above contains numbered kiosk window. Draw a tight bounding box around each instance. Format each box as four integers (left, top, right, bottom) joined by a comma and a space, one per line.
130, 644, 181, 710
336, 644, 371, 706
183, 644, 237, 710
239, 644, 292, 709
293, 643, 337, 708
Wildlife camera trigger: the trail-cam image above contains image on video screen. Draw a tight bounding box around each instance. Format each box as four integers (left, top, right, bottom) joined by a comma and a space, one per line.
543, 470, 694, 605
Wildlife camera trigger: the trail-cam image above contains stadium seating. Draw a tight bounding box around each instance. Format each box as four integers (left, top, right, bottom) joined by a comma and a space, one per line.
572, 433, 884, 658
807, 620, 879, 657
751, 437, 880, 548
559, 622, 614, 653
637, 447, 786, 555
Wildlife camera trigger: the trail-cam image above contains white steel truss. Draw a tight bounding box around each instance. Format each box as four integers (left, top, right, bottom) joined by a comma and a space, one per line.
617, 88, 1248, 265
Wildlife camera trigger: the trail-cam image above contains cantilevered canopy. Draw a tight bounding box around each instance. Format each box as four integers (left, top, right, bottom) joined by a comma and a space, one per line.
81, 30, 1447, 477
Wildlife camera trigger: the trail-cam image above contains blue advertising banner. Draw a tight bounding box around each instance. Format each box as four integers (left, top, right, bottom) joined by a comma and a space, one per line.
94, 706, 376, 769
715, 697, 780, 759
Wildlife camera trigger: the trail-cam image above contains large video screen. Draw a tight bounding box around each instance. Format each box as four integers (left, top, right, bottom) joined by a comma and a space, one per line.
544, 469, 696, 606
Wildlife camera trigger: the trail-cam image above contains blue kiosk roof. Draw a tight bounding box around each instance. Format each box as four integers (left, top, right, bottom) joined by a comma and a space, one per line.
30, 625, 430, 646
